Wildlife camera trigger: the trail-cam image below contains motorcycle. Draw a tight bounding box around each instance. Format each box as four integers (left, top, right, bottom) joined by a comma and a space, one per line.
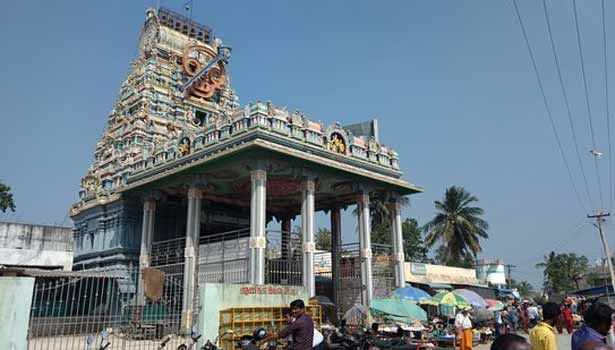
201, 329, 234, 350
177, 328, 202, 350
237, 328, 268, 350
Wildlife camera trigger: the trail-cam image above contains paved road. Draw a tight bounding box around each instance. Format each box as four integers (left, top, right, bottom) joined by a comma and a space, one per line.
475, 332, 573, 350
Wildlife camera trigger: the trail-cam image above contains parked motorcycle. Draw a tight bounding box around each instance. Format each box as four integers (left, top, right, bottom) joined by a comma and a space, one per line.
201, 329, 234, 350
177, 328, 202, 350
237, 328, 268, 350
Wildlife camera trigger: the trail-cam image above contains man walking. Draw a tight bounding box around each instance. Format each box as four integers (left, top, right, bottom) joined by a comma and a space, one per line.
262, 299, 314, 350
572, 302, 614, 350
455, 308, 473, 350
529, 303, 559, 350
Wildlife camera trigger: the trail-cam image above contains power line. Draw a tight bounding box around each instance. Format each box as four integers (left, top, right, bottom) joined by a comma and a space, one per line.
572, 0, 605, 211
541, 0, 594, 210
601, 0, 614, 213
511, 0, 589, 214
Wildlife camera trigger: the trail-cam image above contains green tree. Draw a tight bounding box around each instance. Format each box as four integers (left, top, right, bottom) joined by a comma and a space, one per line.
536, 252, 589, 294
372, 218, 429, 263
353, 196, 410, 229
423, 186, 489, 266
315, 228, 332, 251
0, 182, 16, 213
433, 245, 475, 268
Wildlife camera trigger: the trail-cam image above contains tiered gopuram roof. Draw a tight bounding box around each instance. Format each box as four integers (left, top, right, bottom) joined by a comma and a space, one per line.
74, 7, 413, 213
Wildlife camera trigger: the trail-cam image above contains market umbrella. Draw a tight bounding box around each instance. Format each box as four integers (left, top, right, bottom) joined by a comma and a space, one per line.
343, 304, 369, 325
390, 286, 431, 302
453, 289, 488, 309
421, 291, 470, 308
309, 295, 335, 307
485, 299, 505, 311
370, 298, 428, 322
473, 308, 495, 323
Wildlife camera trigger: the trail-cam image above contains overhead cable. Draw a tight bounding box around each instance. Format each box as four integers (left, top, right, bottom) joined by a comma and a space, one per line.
572, 0, 605, 211
541, 0, 595, 210
511, 0, 589, 214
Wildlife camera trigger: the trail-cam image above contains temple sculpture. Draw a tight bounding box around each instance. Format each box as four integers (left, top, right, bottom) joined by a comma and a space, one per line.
70, 7, 421, 327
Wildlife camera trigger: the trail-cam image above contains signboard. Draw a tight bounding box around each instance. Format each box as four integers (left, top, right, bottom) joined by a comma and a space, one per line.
411, 263, 427, 275
198, 283, 309, 344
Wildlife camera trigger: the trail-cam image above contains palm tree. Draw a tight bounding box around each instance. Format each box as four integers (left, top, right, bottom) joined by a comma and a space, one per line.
352, 195, 409, 228
423, 186, 489, 266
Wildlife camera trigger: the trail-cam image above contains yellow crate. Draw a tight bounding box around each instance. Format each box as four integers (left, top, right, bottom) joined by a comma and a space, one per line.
218, 305, 322, 350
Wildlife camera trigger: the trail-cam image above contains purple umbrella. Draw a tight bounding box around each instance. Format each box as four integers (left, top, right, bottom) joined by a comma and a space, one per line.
453, 289, 488, 309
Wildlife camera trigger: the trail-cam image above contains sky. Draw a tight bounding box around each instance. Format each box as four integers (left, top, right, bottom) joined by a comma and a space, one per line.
1, 0, 614, 287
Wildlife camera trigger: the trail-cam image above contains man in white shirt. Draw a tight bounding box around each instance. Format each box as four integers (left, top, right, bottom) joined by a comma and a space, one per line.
455, 309, 473, 350
527, 305, 539, 328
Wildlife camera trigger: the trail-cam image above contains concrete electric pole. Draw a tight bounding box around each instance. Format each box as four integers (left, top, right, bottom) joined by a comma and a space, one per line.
588, 212, 615, 299
505, 264, 516, 289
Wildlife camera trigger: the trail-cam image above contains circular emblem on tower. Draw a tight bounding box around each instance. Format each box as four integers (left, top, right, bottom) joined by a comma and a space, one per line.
182, 44, 227, 99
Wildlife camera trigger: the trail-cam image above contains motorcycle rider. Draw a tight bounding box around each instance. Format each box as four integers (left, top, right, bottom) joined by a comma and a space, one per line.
261, 299, 315, 350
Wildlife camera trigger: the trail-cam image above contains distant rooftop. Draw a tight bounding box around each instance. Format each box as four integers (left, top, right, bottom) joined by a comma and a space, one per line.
157, 7, 213, 44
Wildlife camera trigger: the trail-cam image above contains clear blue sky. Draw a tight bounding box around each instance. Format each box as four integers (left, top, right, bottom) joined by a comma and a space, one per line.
1, 0, 614, 287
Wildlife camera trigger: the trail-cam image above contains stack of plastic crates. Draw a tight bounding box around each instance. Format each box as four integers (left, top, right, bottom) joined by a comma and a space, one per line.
219, 305, 322, 350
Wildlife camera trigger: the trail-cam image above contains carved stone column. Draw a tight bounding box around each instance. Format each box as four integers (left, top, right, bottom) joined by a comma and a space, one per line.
249, 168, 267, 285
302, 178, 316, 296
137, 197, 156, 305
390, 198, 406, 288
181, 186, 202, 333
357, 192, 373, 306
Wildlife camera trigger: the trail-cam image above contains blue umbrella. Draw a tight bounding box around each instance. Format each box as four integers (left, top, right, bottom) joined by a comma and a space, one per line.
390, 286, 431, 302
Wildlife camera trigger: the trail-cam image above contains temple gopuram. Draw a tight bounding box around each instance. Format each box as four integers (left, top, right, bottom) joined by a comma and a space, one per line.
70, 7, 421, 330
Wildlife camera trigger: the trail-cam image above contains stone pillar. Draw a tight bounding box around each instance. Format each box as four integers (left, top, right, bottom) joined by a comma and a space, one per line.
281, 217, 292, 260
137, 197, 156, 305
249, 168, 267, 285
357, 192, 373, 306
390, 199, 406, 288
301, 178, 316, 297
181, 186, 202, 333
330, 207, 342, 320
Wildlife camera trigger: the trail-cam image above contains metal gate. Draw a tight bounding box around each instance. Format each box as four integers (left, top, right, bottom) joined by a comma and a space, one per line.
27, 267, 193, 350
336, 243, 396, 314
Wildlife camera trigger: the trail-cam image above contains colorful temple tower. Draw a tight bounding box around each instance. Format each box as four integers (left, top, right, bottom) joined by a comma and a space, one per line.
70, 7, 421, 328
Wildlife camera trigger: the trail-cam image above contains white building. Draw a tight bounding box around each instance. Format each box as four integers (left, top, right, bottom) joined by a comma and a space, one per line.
476, 259, 507, 288
0, 222, 73, 270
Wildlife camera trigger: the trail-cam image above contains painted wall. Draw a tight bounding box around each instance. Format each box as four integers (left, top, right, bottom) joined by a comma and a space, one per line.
0, 222, 73, 270
197, 283, 309, 344
0, 277, 35, 350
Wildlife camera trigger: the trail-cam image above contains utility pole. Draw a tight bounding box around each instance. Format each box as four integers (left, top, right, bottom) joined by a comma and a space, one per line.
588, 212, 615, 300
505, 264, 516, 289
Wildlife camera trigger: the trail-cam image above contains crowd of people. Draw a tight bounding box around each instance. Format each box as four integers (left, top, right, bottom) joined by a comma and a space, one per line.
264, 297, 615, 350
486, 299, 615, 350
